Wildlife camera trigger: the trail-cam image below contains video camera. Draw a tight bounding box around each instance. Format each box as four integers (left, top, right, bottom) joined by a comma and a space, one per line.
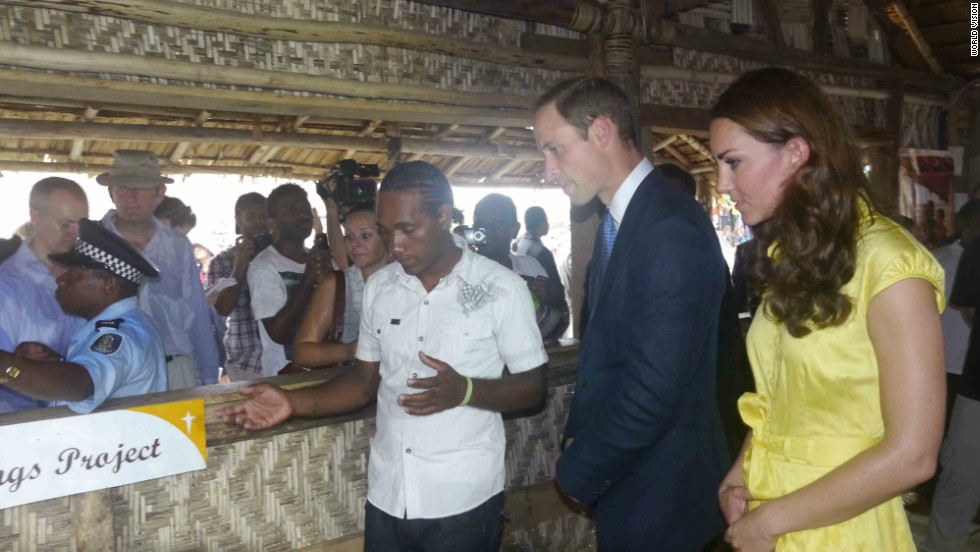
316, 159, 380, 205
457, 225, 487, 246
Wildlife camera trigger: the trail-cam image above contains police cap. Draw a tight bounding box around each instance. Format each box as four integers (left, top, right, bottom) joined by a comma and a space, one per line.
49, 219, 160, 284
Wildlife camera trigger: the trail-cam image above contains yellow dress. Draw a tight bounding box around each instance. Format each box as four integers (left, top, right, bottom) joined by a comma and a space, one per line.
740, 209, 944, 551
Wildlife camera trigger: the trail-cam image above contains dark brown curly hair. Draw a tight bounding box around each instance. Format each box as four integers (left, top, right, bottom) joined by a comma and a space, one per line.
711, 68, 869, 338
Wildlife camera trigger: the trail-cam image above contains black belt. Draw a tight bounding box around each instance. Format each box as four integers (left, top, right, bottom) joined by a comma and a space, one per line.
165, 355, 175, 362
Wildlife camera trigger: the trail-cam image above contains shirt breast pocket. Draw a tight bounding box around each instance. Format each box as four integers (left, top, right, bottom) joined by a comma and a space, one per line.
375, 319, 409, 372
437, 316, 494, 375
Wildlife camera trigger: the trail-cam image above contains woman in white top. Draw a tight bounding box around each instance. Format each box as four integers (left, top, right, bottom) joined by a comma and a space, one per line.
294, 201, 389, 367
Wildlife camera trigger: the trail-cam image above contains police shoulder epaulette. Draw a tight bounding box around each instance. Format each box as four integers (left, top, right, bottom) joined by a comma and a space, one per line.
95, 318, 124, 331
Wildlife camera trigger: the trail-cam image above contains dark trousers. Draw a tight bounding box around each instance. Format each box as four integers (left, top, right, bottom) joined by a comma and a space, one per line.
364, 492, 505, 552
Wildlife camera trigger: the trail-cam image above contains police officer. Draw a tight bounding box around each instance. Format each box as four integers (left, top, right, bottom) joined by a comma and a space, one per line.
0, 219, 167, 414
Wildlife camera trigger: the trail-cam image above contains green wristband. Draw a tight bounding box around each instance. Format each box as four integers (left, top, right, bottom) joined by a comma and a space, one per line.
460, 376, 473, 407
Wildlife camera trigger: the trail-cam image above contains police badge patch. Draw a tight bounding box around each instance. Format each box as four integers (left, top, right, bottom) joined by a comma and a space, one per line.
90, 333, 123, 355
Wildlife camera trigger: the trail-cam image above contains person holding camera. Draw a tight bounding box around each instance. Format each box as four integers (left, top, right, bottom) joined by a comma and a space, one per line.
247, 184, 333, 377
315, 159, 381, 271
206, 192, 269, 382
293, 200, 390, 368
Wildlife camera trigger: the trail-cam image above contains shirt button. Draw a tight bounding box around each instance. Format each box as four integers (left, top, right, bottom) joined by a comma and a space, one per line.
377, 329, 381, 334
406, 448, 412, 454
418, 336, 423, 342
411, 372, 418, 378
424, 300, 429, 305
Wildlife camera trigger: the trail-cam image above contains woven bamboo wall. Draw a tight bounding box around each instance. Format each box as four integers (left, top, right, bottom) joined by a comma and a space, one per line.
0, 384, 593, 552
0, 2, 578, 100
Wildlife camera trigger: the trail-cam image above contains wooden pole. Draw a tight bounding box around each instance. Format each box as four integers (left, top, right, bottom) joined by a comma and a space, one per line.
4, 0, 588, 73
0, 42, 532, 110
69, 106, 99, 162
0, 118, 545, 160
0, 69, 535, 128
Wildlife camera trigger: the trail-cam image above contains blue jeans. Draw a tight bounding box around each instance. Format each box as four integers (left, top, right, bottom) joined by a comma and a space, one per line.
364, 492, 505, 552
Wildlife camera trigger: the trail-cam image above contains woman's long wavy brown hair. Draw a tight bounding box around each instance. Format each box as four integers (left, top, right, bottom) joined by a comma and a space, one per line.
711, 68, 869, 338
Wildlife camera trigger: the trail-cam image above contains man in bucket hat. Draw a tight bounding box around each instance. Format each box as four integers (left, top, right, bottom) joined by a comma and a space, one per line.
0, 219, 167, 413
96, 150, 219, 388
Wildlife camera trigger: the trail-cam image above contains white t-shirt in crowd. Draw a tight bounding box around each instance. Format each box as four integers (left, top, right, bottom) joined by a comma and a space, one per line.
934, 240, 970, 375
509, 253, 548, 279
248, 245, 306, 376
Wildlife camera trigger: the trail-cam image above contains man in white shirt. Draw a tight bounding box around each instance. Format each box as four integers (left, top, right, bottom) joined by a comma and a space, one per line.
219, 161, 548, 551
247, 183, 332, 376
0, 177, 88, 412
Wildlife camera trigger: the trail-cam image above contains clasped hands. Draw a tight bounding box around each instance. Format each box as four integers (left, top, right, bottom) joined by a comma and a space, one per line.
720, 481, 777, 552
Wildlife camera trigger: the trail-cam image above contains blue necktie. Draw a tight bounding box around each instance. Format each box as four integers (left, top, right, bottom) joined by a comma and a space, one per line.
601, 209, 617, 273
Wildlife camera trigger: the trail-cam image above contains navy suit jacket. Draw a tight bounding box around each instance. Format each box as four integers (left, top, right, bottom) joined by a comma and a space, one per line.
557, 168, 729, 551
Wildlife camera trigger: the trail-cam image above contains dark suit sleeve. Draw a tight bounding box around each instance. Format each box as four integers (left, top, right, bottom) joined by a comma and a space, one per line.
556, 218, 723, 505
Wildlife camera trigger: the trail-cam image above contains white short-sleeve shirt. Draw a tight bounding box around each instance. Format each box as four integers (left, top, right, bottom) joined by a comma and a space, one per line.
356, 235, 548, 519
248, 245, 306, 376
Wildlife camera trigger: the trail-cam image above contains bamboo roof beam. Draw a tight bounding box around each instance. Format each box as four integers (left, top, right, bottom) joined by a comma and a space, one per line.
342, 120, 384, 161
0, 42, 531, 110
0, 118, 545, 160
678, 134, 713, 161
489, 159, 524, 181
253, 116, 309, 165
68, 106, 98, 161
6, 0, 587, 74
885, 2, 944, 74
487, 127, 509, 142
0, 69, 536, 127
663, 144, 691, 168
444, 157, 470, 178
171, 110, 211, 163
652, 135, 678, 153
433, 124, 461, 141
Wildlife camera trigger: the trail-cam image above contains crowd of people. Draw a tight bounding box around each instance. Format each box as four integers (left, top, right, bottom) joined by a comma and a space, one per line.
0, 69, 976, 552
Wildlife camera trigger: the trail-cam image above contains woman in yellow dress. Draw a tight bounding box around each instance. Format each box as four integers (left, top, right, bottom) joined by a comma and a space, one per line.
709, 67, 946, 551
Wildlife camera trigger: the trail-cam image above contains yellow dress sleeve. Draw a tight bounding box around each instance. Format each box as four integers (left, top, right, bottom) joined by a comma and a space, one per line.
861, 220, 945, 312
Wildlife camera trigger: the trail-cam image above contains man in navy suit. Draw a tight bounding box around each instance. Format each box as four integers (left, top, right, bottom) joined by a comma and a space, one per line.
533, 77, 730, 551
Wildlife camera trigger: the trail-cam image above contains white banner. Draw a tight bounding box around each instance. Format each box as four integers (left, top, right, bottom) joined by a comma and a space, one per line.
0, 399, 206, 508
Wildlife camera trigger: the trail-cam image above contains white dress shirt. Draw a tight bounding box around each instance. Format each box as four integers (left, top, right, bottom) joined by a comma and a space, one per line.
356, 235, 548, 519
0, 239, 84, 412
101, 211, 220, 385
608, 158, 655, 230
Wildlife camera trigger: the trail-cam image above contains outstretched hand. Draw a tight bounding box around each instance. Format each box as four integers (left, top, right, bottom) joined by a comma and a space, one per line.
398, 352, 467, 416
215, 383, 293, 430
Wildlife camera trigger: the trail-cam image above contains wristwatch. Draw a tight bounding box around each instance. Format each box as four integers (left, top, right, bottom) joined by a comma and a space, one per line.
0, 361, 20, 384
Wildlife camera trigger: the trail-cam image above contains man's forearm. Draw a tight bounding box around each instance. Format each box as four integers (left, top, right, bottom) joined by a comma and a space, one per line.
289, 361, 379, 417
213, 280, 245, 316
265, 278, 317, 344
0, 353, 93, 402
324, 199, 349, 269
468, 364, 547, 413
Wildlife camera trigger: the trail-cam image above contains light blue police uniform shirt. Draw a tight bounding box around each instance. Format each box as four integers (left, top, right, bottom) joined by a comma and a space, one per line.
101, 211, 220, 385
59, 296, 167, 414
0, 239, 85, 413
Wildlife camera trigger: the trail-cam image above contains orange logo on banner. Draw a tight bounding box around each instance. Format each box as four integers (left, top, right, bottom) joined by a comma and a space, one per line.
127, 400, 207, 462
